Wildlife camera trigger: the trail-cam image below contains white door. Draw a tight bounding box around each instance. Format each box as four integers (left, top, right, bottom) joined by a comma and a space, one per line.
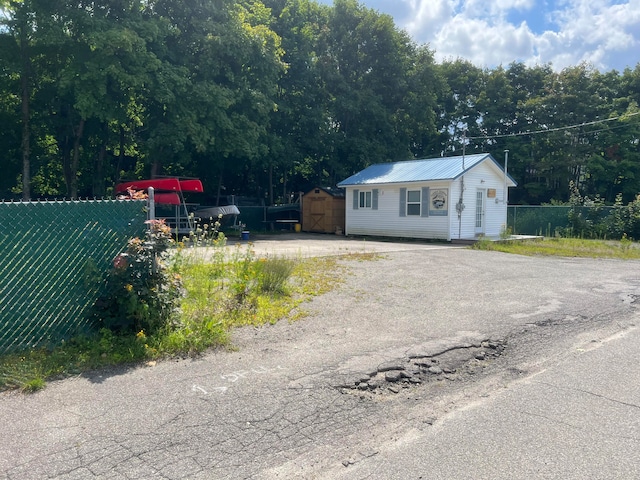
475, 189, 485, 235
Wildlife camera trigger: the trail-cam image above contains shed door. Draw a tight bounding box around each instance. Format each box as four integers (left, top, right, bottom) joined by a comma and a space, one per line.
310, 197, 327, 232
475, 189, 485, 235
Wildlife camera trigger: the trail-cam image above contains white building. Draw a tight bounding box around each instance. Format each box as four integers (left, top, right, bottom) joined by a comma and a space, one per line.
337, 153, 517, 241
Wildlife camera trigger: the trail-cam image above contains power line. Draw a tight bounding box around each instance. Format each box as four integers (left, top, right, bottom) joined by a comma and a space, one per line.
467, 111, 640, 140
583, 121, 640, 136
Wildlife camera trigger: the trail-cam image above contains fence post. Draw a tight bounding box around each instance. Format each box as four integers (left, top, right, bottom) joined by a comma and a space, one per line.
148, 187, 155, 222
148, 187, 157, 275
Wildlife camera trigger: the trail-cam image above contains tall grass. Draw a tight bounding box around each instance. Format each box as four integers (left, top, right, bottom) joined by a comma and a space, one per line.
0, 240, 347, 392
472, 237, 640, 259
256, 256, 296, 294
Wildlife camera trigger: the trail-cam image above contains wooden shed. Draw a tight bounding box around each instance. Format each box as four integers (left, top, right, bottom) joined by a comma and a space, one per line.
302, 187, 345, 233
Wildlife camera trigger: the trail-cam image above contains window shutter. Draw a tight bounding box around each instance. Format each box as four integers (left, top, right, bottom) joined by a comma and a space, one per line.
372, 189, 379, 210
399, 188, 406, 217
422, 187, 430, 217
353, 189, 359, 210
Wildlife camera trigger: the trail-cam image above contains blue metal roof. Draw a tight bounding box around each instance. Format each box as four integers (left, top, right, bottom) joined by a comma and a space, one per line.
337, 153, 516, 186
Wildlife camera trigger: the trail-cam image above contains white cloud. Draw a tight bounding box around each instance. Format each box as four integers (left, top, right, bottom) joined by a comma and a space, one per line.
463, 0, 536, 19
544, 0, 640, 69
433, 16, 535, 67
396, 0, 640, 71
519, 0, 639, 70
404, 0, 454, 37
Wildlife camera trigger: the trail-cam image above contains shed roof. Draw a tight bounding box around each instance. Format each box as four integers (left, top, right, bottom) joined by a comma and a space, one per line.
304, 186, 345, 198
337, 153, 517, 187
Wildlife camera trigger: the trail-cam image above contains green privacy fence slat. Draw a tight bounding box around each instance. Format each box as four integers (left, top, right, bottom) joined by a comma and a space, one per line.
507, 205, 616, 236
0, 199, 147, 354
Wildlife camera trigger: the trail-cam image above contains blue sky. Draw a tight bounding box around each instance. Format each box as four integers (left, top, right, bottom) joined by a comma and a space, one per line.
316, 0, 640, 72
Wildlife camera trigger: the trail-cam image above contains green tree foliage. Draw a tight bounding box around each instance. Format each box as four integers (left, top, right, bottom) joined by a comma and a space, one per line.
0, 0, 284, 200
262, 0, 332, 201
436, 59, 485, 153
0, 0, 638, 204
319, 0, 422, 182
142, 0, 284, 188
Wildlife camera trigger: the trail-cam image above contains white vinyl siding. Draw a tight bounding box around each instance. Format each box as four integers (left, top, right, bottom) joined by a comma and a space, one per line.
449, 161, 508, 239
343, 158, 511, 240
346, 183, 450, 240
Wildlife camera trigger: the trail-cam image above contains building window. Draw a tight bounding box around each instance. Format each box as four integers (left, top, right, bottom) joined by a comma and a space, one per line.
354, 188, 378, 210
359, 191, 372, 208
406, 190, 421, 215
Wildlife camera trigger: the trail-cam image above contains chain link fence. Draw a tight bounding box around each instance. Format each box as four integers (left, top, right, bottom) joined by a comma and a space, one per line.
2, 198, 630, 354
508, 206, 571, 236
0, 199, 147, 354
507, 205, 622, 237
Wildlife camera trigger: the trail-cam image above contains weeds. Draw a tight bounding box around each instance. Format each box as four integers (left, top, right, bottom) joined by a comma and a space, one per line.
256, 256, 296, 294
472, 236, 640, 259
22, 377, 45, 393
555, 183, 640, 240
472, 236, 493, 250
499, 225, 513, 240
0, 236, 357, 392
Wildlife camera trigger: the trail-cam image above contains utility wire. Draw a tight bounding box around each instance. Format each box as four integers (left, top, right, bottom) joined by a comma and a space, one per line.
467, 111, 640, 140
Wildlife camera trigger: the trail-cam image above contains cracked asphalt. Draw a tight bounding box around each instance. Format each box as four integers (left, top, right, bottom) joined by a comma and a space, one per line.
2, 235, 640, 479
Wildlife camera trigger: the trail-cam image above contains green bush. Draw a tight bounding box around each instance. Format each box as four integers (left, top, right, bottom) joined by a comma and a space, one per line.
92, 219, 182, 333
227, 243, 258, 302
607, 194, 640, 240
471, 237, 493, 250
563, 181, 608, 239
256, 256, 296, 295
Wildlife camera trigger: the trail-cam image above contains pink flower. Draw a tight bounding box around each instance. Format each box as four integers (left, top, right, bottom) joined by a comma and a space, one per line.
113, 254, 128, 270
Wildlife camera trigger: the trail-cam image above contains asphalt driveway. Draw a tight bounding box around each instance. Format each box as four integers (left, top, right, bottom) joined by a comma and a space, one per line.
1, 241, 639, 479
227, 232, 461, 257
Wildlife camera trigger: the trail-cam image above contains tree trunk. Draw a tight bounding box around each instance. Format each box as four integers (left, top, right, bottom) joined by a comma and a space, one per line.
282, 170, 287, 204
115, 125, 125, 183
216, 165, 224, 206
58, 127, 72, 195
268, 164, 273, 206
92, 123, 108, 197
62, 131, 72, 198
70, 118, 85, 199
19, 20, 31, 200
151, 151, 162, 178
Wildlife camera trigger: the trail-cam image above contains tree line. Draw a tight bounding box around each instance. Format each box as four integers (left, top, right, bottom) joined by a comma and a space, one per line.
1, 0, 639, 205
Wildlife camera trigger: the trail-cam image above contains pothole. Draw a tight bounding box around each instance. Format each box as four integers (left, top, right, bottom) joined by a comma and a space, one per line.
337, 339, 506, 396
